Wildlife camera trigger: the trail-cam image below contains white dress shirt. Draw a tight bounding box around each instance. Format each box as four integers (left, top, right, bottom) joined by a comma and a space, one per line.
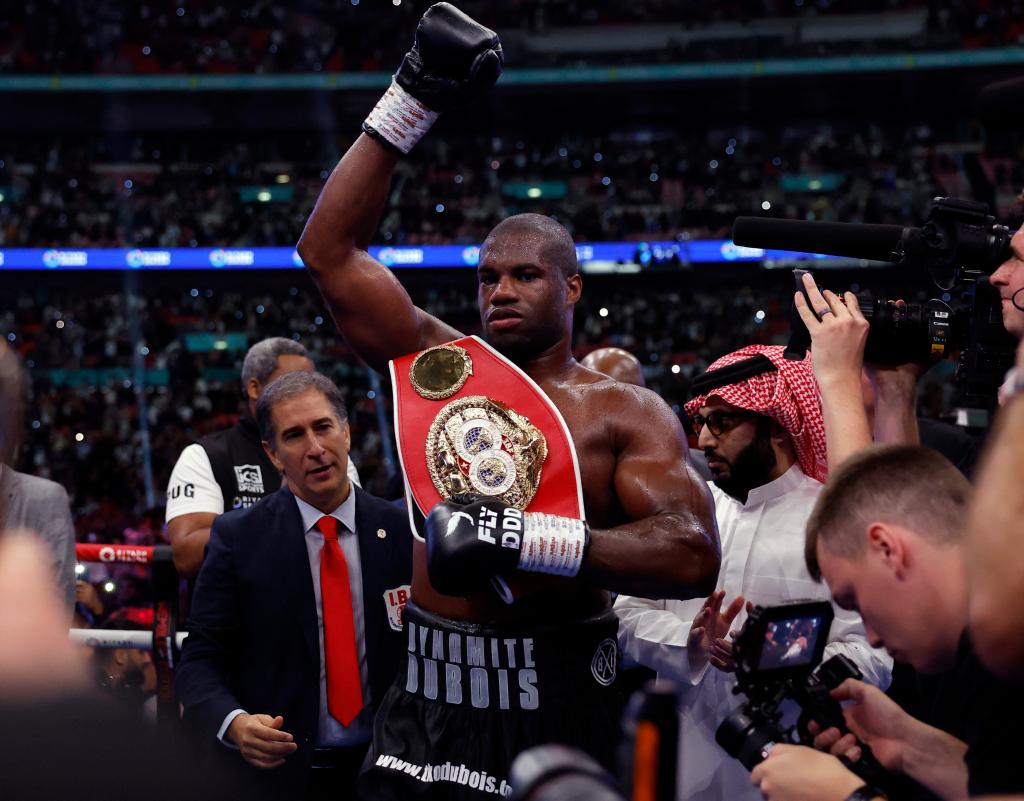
615, 463, 892, 801
218, 488, 373, 748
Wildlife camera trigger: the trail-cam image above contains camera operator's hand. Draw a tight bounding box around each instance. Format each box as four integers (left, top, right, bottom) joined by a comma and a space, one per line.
750, 744, 869, 801
807, 678, 909, 772
687, 590, 744, 676
795, 272, 869, 387
794, 272, 873, 467
810, 679, 969, 801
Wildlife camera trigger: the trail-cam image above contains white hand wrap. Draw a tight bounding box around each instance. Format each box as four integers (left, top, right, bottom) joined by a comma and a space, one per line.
364, 80, 440, 155
517, 512, 588, 577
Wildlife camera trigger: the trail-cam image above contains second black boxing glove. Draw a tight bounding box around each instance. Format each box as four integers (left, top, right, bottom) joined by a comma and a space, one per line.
363, 3, 502, 154
425, 497, 589, 597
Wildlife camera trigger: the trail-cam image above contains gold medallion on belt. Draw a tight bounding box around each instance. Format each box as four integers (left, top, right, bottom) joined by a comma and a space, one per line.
409, 343, 474, 401
410, 343, 548, 507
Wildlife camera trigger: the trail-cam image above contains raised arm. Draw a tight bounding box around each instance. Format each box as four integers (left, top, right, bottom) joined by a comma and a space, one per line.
584, 386, 721, 599
794, 273, 873, 468
298, 137, 458, 374
297, 3, 502, 373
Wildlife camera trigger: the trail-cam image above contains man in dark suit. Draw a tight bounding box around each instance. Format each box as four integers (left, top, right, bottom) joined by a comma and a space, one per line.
176, 371, 412, 800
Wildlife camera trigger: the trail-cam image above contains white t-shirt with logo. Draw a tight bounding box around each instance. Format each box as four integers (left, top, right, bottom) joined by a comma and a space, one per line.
165, 444, 227, 521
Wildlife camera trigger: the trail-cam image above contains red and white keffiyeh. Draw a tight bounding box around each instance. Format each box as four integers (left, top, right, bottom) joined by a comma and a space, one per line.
684, 344, 828, 483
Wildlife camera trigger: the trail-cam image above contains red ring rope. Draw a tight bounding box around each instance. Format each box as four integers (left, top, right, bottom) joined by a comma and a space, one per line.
75, 543, 171, 565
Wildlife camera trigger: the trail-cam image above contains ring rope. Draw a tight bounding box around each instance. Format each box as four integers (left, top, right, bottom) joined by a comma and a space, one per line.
69, 628, 188, 650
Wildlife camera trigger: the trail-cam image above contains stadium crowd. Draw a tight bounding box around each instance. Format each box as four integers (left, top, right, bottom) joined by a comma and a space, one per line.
2, 122, 1021, 248
1, 0, 1020, 74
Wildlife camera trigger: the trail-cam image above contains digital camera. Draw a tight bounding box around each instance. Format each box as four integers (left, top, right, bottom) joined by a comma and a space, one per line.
715, 600, 894, 794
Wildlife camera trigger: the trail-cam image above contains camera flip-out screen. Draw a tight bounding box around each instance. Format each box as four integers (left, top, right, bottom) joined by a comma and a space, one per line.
735, 599, 835, 684
757, 614, 826, 671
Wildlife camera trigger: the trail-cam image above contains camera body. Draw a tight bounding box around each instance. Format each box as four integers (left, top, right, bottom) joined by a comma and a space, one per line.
716, 600, 894, 791
715, 600, 839, 768
789, 197, 1016, 405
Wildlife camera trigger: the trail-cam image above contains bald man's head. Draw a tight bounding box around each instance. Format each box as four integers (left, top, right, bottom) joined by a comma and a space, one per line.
581, 347, 646, 387
481, 213, 578, 280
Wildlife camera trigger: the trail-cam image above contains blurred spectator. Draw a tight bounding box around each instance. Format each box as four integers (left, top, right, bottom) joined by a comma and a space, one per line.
74, 576, 105, 628
0, 341, 76, 612
92, 616, 157, 722
580, 346, 646, 386
0, 465, 77, 611
0, 532, 231, 801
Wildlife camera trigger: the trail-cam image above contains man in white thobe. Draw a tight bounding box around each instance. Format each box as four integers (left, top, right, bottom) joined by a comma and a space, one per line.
615, 345, 892, 801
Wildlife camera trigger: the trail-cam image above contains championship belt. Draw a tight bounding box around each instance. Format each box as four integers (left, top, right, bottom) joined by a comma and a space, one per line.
390, 336, 585, 544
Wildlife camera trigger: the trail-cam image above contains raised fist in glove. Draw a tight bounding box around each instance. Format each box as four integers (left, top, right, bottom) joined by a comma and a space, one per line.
425, 497, 589, 597
397, 3, 502, 112
364, 3, 503, 154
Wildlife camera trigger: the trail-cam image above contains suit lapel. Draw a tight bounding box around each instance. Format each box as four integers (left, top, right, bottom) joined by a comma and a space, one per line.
275, 487, 320, 670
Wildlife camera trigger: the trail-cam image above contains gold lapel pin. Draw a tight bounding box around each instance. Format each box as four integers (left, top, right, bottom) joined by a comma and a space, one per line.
376, 529, 387, 539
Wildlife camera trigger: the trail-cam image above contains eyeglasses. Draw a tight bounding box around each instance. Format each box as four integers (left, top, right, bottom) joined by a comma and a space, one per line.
689, 410, 758, 437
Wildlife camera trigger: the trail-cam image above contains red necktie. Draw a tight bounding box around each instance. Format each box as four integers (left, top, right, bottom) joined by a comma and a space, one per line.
317, 515, 364, 726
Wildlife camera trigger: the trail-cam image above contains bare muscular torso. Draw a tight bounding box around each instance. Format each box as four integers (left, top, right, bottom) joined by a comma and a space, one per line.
300, 134, 717, 622
411, 364, 632, 624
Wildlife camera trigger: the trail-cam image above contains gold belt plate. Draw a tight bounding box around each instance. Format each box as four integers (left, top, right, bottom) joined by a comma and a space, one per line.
425, 395, 548, 509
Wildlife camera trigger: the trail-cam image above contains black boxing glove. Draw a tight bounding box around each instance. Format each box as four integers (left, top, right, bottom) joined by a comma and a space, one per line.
425, 497, 589, 597
363, 3, 502, 154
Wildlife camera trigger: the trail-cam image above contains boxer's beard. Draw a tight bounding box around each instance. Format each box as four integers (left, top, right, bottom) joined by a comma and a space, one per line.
706, 431, 777, 503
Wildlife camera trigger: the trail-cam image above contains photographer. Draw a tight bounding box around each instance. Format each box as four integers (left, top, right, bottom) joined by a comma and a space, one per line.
749, 445, 1024, 801
794, 217, 1024, 475
989, 228, 1024, 344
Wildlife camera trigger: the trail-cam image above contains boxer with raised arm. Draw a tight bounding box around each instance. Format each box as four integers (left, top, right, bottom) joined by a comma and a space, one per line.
298, 5, 719, 797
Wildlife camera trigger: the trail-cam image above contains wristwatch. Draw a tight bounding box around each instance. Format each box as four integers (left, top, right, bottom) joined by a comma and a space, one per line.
844, 785, 887, 801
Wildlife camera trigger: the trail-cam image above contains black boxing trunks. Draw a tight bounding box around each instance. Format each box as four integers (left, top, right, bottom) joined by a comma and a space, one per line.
356, 601, 623, 800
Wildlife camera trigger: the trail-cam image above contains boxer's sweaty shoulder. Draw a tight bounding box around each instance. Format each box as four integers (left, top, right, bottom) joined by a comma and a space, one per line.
537, 367, 630, 528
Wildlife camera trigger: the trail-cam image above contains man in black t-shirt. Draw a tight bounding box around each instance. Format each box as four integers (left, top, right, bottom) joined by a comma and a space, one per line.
749, 445, 1024, 801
